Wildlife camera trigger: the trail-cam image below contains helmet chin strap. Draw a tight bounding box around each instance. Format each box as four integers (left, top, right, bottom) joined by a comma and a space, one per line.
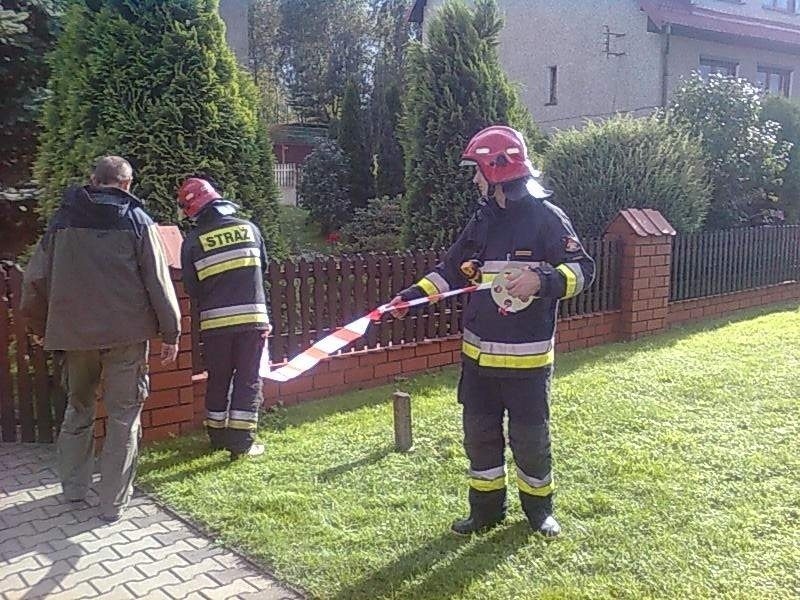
477, 186, 507, 211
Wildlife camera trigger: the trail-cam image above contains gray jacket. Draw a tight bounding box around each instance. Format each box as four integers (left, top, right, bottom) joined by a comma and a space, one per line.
21, 185, 181, 351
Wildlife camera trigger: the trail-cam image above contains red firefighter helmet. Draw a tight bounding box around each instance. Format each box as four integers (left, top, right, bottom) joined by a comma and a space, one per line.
460, 125, 536, 185
177, 178, 221, 218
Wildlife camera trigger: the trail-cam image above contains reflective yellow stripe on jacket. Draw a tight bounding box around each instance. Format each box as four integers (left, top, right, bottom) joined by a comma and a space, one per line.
199, 303, 269, 331
462, 328, 554, 369
416, 272, 450, 296
194, 247, 262, 281
556, 262, 586, 299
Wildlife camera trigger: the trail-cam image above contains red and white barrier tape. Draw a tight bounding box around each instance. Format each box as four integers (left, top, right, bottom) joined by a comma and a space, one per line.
261, 282, 491, 382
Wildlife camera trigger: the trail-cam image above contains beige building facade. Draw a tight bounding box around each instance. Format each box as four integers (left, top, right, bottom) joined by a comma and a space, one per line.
219, 0, 250, 66
410, 0, 800, 131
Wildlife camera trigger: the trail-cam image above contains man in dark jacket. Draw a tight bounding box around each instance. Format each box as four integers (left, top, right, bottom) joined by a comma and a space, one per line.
21, 156, 181, 522
391, 126, 595, 538
178, 177, 271, 460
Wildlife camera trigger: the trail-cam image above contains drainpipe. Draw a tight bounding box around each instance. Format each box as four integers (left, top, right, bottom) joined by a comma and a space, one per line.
661, 23, 672, 107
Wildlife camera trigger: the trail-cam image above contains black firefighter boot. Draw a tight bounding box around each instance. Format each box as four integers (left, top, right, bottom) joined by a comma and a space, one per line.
451, 488, 507, 536
520, 493, 561, 539
207, 425, 227, 452
227, 427, 265, 461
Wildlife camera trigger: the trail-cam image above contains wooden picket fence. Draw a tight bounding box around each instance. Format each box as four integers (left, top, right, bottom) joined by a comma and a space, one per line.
256, 237, 621, 365
273, 163, 299, 188
11, 223, 800, 442
0, 262, 66, 443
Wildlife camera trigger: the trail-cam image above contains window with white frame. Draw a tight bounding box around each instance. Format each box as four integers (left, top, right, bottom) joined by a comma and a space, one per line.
757, 65, 792, 96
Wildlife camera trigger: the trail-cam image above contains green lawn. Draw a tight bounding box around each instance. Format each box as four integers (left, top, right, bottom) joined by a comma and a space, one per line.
138, 304, 800, 600
278, 205, 333, 256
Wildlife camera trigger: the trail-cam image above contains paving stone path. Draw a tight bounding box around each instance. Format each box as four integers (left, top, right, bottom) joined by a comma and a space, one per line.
0, 443, 304, 600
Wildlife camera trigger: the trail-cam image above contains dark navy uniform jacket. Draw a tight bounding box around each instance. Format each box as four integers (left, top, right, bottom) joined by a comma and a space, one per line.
181, 203, 270, 337
401, 185, 595, 378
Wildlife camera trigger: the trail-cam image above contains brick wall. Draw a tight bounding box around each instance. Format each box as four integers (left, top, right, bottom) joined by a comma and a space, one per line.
604, 209, 675, 340
555, 311, 621, 354
668, 282, 800, 327
252, 310, 623, 407
259, 337, 462, 407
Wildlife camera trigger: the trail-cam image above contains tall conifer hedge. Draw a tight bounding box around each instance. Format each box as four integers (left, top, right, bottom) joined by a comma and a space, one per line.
35, 0, 284, 255
401, 0, 543, 248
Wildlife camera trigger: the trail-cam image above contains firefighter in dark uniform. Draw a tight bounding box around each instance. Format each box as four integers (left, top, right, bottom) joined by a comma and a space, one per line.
390, 125, 595, 537
178, 177, 270, 459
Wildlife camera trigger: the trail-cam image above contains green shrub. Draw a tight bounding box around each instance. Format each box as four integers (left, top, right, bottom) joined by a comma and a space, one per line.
544, 115, 711, 237
1, 0, 62, 185
298, 140, 351, 234
341, 195, 404, 252
761, 94, 800, 223
34, 0, 285, 255
338, 79, 374, 209
667, 74, 789, 229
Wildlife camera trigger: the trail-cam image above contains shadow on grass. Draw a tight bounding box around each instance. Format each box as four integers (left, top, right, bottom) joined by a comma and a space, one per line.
138, 454, 232, 488
259, 369, 458, 432
316, 445, 394, 482
330, 521, 535, 600
138, 435, 211, 474
137, 437, 249, 489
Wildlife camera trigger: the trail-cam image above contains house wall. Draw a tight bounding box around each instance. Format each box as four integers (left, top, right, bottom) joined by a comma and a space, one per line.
423, 0, 664, 132
219, 0, 250, 65
422, 0, 800, 131
667, 34, 800, 98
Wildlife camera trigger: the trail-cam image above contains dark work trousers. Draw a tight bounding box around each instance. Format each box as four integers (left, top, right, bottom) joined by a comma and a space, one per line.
458, 363, 555, 525
202, 329, 265, 454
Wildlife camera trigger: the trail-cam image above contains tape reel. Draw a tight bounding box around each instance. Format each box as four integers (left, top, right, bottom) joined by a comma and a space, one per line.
490, 267, 534, 313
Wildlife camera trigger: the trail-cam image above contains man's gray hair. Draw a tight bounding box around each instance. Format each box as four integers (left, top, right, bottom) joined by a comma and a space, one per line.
92, 156, 133, 186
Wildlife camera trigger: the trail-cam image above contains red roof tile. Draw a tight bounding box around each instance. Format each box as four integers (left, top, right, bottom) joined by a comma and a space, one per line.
617, 208, 677, 237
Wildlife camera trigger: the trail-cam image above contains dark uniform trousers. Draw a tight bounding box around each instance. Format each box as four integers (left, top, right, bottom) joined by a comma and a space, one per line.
203, 330, 265, 454
458, 363, 554, 524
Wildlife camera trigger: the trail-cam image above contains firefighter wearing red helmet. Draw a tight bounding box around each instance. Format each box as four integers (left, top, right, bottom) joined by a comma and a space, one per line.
391, 125, 595, 537
178, 177, 270, 459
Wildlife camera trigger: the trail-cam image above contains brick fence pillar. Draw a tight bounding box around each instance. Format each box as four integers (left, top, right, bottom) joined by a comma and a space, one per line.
604, 209, 676, 340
